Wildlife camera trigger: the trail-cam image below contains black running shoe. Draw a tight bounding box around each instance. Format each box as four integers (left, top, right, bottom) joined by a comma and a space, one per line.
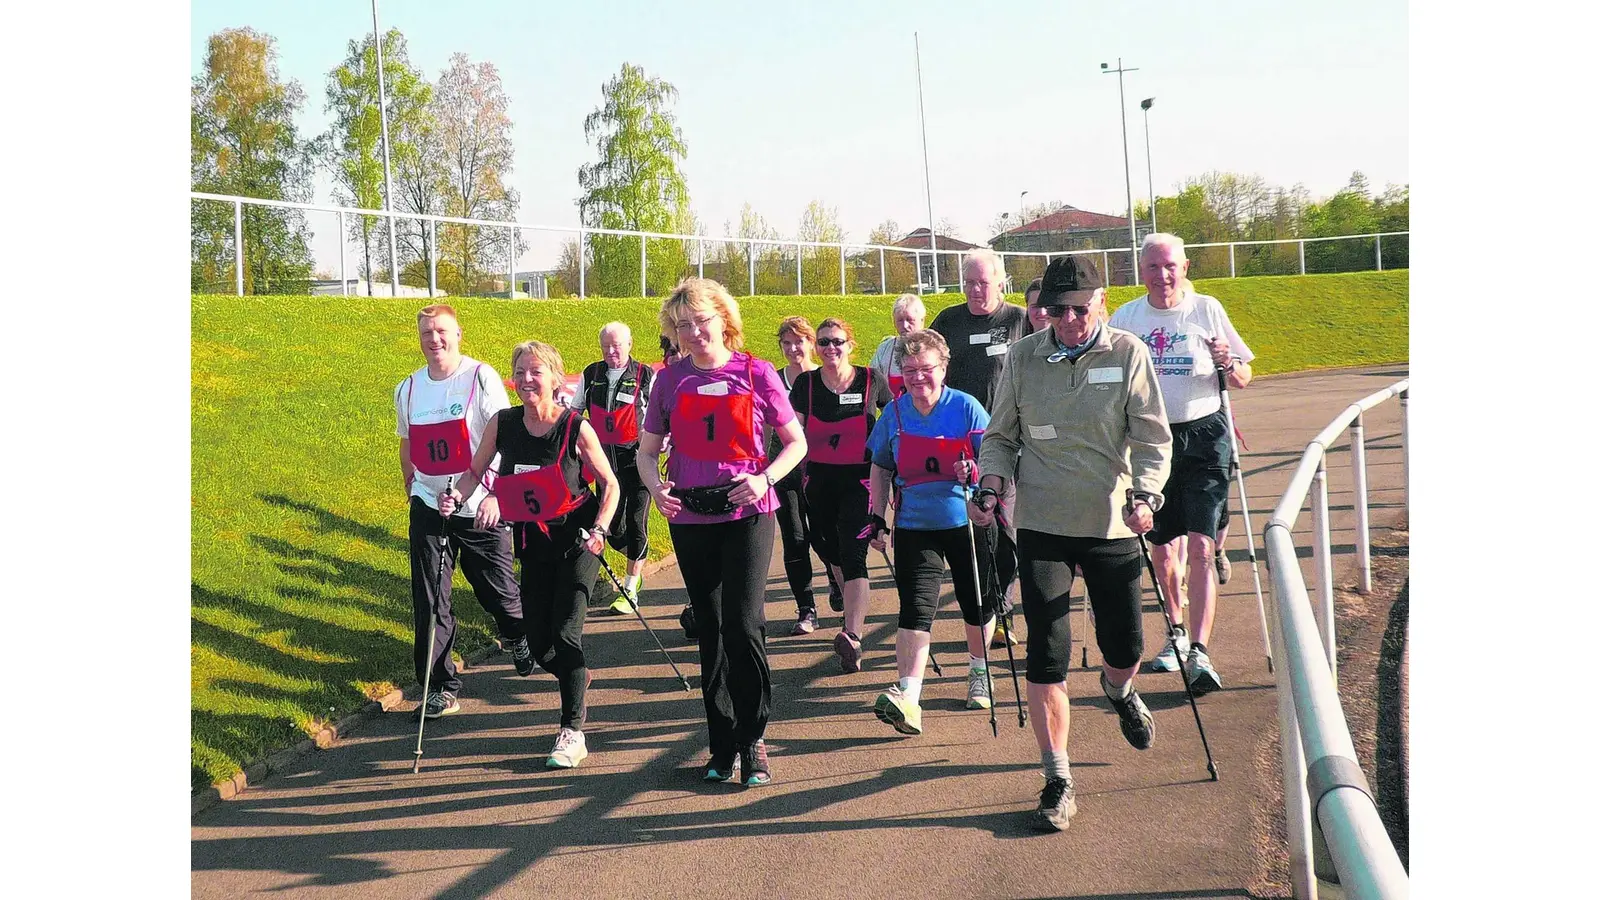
739, 740, 771, 786
827, 578, 844, 613
680, 605, 698, 642
704, 750, 737, 783
1033, 776, 1077, 832
507, 637, 535, 677
1102, 673, 1154, 750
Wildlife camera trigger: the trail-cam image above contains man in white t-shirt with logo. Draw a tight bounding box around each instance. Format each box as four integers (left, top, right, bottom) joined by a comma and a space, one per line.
1108, 233, 1254, 695
395, 304, 528, 720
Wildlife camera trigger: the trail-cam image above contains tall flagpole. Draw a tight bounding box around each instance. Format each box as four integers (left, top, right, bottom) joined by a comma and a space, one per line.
373, 0, 400, 296
914, 33, 939, 294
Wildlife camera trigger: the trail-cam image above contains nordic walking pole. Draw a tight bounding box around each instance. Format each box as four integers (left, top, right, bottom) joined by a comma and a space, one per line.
585, 530, 692, 692
878, 541, 942, 676
987, 513, 1027, 727
959, 452, 998, 738
1129, 490, 1219, 781
1217, 369, 1273, 673
413, 477, 453, 775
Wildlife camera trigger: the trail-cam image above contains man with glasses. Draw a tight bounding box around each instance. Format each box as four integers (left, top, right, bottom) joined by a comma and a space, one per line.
1109, 233, 1254, 694
973, 255, 1171, 832
930, 250, 1028, 647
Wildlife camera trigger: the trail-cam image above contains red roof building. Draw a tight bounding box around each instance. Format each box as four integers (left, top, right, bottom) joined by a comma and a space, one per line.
989, 205, 1152, 286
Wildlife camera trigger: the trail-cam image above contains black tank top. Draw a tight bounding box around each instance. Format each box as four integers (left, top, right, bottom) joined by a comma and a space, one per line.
494, 407, 590, 505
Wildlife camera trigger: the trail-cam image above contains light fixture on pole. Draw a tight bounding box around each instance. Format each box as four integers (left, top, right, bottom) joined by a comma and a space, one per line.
914, 32, 939, 294
1140, 97, 1156, 233
373, 0, 399, 296
1101, 59, 1140, 284
1019, 189, 1028, 225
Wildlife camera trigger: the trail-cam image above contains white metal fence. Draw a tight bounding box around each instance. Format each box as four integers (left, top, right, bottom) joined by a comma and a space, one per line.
190, 192, 1409, 299
1265, 380, 1410, 899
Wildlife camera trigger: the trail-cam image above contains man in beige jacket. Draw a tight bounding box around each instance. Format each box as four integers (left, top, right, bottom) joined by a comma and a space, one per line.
973, 255, 1172, 833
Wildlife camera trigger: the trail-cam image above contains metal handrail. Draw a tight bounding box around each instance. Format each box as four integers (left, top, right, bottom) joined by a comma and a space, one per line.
191, 191, 1409, 298
1264, 380, 1409, 899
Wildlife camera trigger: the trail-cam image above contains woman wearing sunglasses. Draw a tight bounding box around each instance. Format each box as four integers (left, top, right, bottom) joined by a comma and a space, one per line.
637, 278, 807, 786
861, 329, 999, 734
766, 316, 826, 635
787, 317, 892, 672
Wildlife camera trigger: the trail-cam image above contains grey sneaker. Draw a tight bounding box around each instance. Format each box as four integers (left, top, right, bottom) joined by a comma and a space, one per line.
791, 607, 818, 636
1101, 672, 1154, 750
1150, 624, 1189, 672
1186, 646, 1223, 695
418, 690, 460, 720
966, 667, 993, 710
1033, 776, 1078, 832
545, 728, 588, 769
1215, 550, 1232, 585
507, 637, 535, 676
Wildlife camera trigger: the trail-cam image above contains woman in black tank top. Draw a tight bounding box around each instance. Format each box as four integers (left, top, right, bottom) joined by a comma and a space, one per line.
442, 340, 619, 771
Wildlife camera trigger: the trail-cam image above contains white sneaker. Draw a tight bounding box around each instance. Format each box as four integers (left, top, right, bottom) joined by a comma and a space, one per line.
1150, 625, 1189, 672
545, 728, 588, 769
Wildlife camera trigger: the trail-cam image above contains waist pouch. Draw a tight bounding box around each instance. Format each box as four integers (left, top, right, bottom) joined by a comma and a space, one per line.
679, 483, 740, 516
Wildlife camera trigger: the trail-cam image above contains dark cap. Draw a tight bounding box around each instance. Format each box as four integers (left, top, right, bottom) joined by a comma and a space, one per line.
1037, 255, 1104, 304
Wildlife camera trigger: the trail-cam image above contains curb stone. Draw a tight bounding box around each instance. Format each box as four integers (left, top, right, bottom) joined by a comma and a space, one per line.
192, 551, 678, 821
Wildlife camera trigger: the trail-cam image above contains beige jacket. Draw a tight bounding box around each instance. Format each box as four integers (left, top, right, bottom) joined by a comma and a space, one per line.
978, 324, 1172, 539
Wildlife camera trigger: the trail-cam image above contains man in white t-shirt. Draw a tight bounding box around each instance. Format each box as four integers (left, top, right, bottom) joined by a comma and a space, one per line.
1108, 233, 1254, 695
395, 304, 527, 719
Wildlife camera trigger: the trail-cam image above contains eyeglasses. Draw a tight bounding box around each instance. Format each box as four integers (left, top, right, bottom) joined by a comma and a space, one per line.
901, 364, 943, 379
1042, 303, 1092, 319
817, 337, 849, 348
673, 314, 718, 333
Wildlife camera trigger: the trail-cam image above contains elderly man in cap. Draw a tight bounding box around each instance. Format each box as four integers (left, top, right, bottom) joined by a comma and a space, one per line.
1110, 233, 1254, 693
973, 254, 1171, 833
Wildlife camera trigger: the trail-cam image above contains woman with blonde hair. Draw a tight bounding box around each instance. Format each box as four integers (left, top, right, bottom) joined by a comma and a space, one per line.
637, 278, 807, 786
441, 339, 620, 769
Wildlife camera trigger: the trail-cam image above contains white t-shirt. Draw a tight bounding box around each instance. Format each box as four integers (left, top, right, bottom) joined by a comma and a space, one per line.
565, 364, 649, 418
394, 355, 511, 513
1109, 291, 1253, 424
869, 335, 902, 384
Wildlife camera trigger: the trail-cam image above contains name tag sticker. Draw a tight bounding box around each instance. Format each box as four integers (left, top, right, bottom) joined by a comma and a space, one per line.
513, 464, 542, 474
1028, 424, 1058, 440
968, 333, 992, 345
985, 342, 1009, 357
696, 381, 730, 396
1087, 366, 1124, 384
616, 392, 636, 404
838, 392, 863, 405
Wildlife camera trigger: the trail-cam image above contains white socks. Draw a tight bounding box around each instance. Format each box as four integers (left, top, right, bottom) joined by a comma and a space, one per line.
969, 655, 986, 673
623, 574, 640, 595
898, 676, 923, 705
1102, 670, 1134, 701
1042, 749, 1071, 782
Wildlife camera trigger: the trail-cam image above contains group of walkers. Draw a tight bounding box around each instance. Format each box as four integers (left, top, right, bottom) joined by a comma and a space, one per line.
393, 231, 1254, 831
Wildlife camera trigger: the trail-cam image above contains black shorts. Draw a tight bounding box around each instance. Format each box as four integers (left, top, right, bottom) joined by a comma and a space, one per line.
1018, 529, 1145, 682
1149, 409, 1232, 546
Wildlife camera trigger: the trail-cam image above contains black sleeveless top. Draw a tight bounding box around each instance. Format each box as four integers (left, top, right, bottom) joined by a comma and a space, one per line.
494, 407, 591, 510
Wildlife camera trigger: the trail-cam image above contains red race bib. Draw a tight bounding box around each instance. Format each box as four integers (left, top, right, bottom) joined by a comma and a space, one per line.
668, 356, 761, 462
494, 415, 588, 523
895, 432, 972, 486
888, 373, 906, 397
805, 368, 872, 465
591, 401, 640, 445
405, 367, 481, 476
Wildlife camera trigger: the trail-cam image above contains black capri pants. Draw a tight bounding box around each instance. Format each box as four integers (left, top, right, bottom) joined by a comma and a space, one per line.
517, 494, 601, 730
893, 525, 998, 632
1018, 528, 1146, 683
603, 447, 651, 561
805, 464, 872, 582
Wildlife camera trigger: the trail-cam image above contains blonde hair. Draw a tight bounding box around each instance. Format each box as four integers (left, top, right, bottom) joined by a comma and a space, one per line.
899, 329, 950, 366
776, 315, 816, 343
510, 340, 566, 380
659, 277, 745, 352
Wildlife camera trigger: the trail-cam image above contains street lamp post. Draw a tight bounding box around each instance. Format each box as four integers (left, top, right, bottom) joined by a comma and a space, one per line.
1140, 97, 1156, 233
1102, 59, 1140, 285
373, 0, 399, 297
1019, 189, 1028, 225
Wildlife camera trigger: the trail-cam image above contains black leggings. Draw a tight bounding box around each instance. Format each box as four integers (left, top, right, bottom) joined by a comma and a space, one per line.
805, 465, 872, 582
892, 526, 997, 631
1017, 529, 1146, 684
773, 470, 816, 611
517, 498, 601, 730
669, 514, 777, 755
603, 452, 651, 561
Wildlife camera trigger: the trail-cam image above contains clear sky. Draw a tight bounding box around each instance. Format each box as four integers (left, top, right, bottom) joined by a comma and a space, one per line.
190, 0, 1408, 275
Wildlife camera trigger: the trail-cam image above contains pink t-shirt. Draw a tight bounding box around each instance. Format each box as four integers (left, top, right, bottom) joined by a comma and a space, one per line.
643, 351, 797, 524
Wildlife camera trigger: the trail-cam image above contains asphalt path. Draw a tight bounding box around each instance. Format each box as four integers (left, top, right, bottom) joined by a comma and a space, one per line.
192, 364, 1409, 900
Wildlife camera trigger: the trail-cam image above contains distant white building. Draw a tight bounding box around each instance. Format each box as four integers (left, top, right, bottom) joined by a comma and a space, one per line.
311, 279, 442, 298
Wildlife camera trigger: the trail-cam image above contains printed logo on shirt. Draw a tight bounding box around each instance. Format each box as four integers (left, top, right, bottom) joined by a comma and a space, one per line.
1139, 327, 1199, 377
449, 403, 464, 416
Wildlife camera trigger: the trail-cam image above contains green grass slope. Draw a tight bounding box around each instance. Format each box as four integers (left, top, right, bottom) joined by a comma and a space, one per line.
190, 269, 1406, 789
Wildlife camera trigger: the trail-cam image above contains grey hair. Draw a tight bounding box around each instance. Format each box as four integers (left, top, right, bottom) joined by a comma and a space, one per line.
1140, 232, 1187, 258
962, 248, 1007, 282
599, 321, 632, 342
891, 293, 926, 319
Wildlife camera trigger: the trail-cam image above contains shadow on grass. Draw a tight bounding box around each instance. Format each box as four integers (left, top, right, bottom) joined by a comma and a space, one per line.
258, 492, 409, 554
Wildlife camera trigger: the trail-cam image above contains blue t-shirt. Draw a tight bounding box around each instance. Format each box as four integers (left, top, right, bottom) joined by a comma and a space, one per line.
866, 387, 990, 531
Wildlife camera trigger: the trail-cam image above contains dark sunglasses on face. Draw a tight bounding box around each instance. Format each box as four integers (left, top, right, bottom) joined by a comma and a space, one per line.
817, 337, 849, 347
1041, 303, 1092, 319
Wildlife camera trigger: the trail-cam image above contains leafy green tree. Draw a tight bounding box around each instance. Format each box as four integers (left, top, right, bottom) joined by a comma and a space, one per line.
577, 63, 693, 297
865, 220, 919, 295
320, 28, 431, 295
191, 27, 315, 294
434, 53, 523, 296
799, 201, 847, 293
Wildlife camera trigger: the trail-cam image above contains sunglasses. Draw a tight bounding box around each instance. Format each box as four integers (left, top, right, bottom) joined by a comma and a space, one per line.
817, 337, 850, 347
1041, 303, 1092, 319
